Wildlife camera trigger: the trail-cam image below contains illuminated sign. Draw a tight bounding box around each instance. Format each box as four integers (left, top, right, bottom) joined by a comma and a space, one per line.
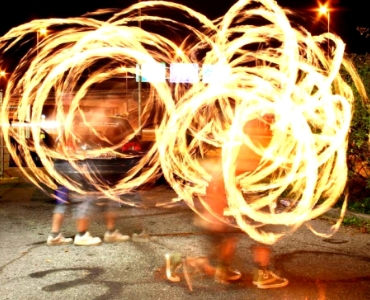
169, 63, 199, 83
202, 64, 231, 83
136, 62, 166, 83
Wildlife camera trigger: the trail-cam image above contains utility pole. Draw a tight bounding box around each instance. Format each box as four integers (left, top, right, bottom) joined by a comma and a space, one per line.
138, 0, 142, 138
0, 89, 3, 178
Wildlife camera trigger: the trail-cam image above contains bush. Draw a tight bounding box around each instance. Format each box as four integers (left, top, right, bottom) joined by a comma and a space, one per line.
343, 54, 370, 214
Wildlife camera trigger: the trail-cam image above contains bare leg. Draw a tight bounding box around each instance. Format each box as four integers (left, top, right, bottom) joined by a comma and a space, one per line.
251, 244, 271, 269
103, 211, 130, 242
51, 213, 64, 233
47, 210, 73, 245
76, 218, 89, 234
104, 211, 116, 231
195, 157, 241, 283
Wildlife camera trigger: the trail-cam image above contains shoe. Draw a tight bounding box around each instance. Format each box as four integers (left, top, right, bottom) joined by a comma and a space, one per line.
165, 253, 183, 282
74, 232, 102, 246
186, 257, 215, 276
132, 230, 150, 242
47, 233, 73, 246
214, 266, 242, 283
253, 269, 289, 289
104, 229, 130, 243
165, 253, 193, 291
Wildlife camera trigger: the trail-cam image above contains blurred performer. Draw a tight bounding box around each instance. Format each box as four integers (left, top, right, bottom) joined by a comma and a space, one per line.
47, 185, 74, 245
47, 186, 130, 246
195, 156, 242, 284
166, 118, 288, 288
171, 156, 287, 288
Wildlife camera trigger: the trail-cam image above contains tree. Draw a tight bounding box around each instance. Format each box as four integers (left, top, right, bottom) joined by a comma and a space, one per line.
343, 53, 370, 213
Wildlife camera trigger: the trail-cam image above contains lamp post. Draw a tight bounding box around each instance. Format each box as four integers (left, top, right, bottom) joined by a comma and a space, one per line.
33, 28, 47, 135
319, 4, 330, 52
0, 70, 5, 91
0, 70, 5, 178
319, 5, 330, 33
138, 0, 142, 138
36, 28, 47, 57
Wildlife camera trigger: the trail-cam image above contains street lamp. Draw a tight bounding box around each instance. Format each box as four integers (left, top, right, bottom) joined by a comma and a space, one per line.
319, 4, 330, 53
0, 70, 6, 92
36, 28, 47, 56
0, 70, 5, 178
33, 28, 47, 126
176, 48, 184, 58
319, 4, 330, 34
137, 0, 142, 138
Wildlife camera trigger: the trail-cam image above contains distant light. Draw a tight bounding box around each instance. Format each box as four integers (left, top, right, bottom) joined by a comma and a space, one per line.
136, 62, 166, 83
176, 48, 183, 56
39, 28, 48, 36
318, 4, 330, 16
202, 64, 231, 84
170, 63, 199, 83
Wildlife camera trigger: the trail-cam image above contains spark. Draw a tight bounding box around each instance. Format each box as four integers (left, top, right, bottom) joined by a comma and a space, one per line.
0, 0, 367, 244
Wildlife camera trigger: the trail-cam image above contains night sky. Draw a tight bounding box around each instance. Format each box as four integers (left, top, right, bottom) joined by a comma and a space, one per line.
0, 0, 369, 54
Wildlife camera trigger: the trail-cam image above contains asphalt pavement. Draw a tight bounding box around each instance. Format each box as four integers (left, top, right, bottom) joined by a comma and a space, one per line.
1, 168, 370, 300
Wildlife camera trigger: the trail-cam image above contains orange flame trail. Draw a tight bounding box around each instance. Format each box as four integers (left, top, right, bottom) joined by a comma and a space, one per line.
0, 0, 367, 244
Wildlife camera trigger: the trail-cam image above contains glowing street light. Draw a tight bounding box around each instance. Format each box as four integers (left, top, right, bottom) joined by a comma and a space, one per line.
176, 48, 184, 58
318, 4, 330, 53
34, 28, 48, 125
0, 70, 5, 178
138, 0, 142, 137
39, 27, 47, 36
0, 70, 6, 90
36, 28, 47, 56
319, 4, 330, 34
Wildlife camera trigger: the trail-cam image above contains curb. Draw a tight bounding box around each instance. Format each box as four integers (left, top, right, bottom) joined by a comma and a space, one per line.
0, 177, 19, 184
323, 207, 370, 222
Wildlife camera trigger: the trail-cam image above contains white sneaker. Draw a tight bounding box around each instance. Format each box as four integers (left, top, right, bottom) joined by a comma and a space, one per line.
104, 229, 130, 243
47, 233, 73, 246
132, 230, 151, 242
74, 232, 102, 246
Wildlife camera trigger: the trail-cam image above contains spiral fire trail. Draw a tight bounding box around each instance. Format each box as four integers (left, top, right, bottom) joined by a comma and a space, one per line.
0, 0, 367, 244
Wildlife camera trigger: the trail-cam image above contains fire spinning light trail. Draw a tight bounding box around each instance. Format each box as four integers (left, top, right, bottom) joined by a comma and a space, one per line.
0, 0, 367, 244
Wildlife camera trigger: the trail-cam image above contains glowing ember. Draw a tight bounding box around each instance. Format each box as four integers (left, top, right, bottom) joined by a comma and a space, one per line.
0, 0, 367, 244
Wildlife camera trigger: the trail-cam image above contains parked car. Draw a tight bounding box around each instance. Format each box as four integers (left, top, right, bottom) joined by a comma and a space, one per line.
8, 119, 55, 167
53, 116, 144, 190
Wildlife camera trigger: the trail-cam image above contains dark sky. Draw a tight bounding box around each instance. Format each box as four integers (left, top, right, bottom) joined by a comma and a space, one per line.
0, 0, 369, 54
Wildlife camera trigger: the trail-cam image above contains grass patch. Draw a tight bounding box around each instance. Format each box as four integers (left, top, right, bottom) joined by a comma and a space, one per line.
342, 216, 370, 233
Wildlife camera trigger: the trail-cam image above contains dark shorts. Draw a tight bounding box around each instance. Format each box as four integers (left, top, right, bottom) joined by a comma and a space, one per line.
53, 188, 121, 218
